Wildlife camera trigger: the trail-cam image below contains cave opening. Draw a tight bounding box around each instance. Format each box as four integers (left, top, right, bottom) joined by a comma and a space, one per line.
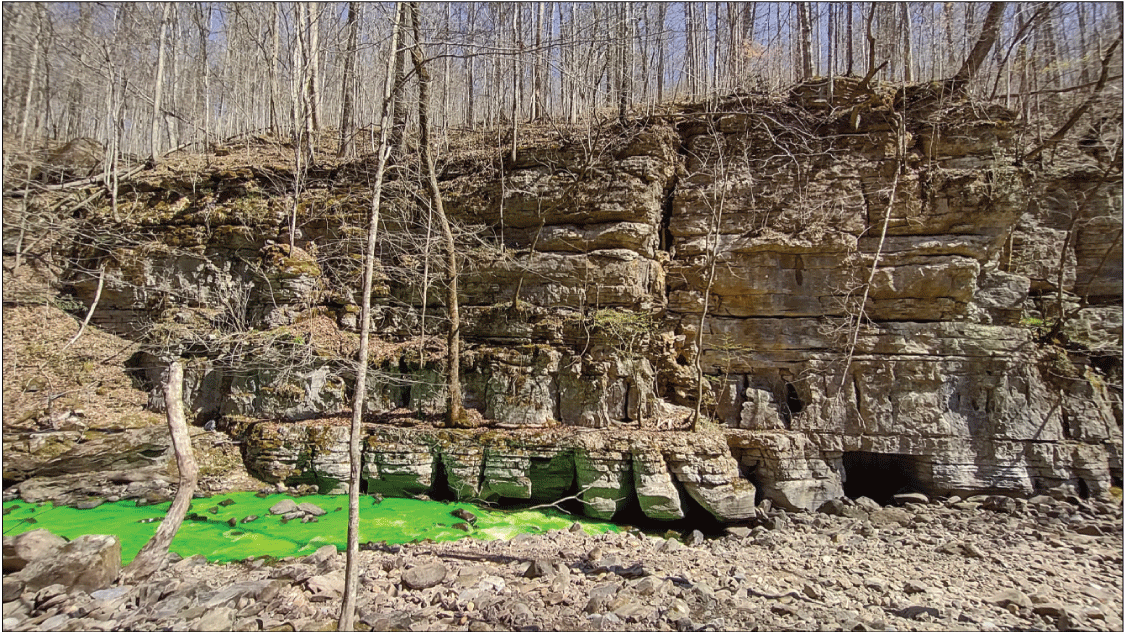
1077, 478, 1090, 500
428, 456, 454, 502
842, 451, 927, 505
784, 382, 804, 415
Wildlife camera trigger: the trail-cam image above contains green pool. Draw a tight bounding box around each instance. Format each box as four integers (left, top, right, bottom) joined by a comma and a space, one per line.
2, 493, 618, 564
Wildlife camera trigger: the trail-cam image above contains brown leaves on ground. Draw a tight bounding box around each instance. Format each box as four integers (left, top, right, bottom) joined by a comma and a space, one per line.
2, 304, 161, 433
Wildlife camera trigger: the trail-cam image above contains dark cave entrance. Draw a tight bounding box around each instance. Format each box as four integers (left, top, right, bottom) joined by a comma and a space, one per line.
842, 451, 928, 505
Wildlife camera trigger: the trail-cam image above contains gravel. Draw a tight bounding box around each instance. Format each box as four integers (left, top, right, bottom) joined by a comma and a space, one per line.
3, 493, 1121, 632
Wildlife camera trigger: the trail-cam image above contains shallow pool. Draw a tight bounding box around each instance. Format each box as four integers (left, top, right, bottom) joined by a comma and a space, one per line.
2, 493, 618, 564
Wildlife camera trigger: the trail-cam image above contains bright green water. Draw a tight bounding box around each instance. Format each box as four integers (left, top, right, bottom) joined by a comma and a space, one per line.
1, 493, 618, 564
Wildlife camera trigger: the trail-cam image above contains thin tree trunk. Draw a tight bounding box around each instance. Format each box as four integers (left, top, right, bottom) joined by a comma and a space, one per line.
338, 2, 360, 158
3, 6, 27, 133
510, 6, 519, 162
1024, 35, 1122, 161
840, 117, 905, 393
847, 3, 854, 75
61, 264, 106, 353
338, 8, 402, 629
798, 2, 813, 80
269, 2, 280, 137
656, 4, 666, 104
151, 3, 171, 163
391, 3, 409, 158
692, 138, 728, 431
20, 8, 42, 146
307, 2, 322, 131
121, 360, 196, 582
901, 2, 914, 82
199, 4, 211, 142
409, 2, 467, 428
827, 3, 835, 92
865, 3, 877, 77
532, 1, 544, 121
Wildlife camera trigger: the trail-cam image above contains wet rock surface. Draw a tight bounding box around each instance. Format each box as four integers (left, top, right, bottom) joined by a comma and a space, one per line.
3, 494, 1119, 632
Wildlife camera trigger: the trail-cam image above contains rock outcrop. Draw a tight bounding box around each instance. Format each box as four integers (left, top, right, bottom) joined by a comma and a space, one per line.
6, 82, 1121, 517
242, 423, 757, 523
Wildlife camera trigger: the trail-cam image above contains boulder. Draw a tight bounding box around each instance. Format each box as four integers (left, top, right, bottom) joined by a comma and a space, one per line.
202, 579, 284, 609
402, 561, 447, 590
296, 502, 326, 517
3, 530, 67, 573
304, 571, 344, 602
16, 534, 121, 594
269, 499, 298, 515
190, 606, 235, 632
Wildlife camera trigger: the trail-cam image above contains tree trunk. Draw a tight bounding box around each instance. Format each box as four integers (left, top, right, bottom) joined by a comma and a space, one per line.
900, 2, 914, 82
798, 2, 813, 80
337, 2, 360, 158
307, 2, 322, 131
950, 2, 1007, 92
19, 7, 42, 146
466, 11, 475, 129
846, 3, 854, 75
269, 2, 280, 137
1024, 35, 1122, 161
510, 5, 519, 162
692, 135, 728, 432
865, 3, 877, 77
391, 3, 410, 158
121, 360, 196, 582
656, 4, 666, 103
532, 1, 544, 121
409, 2, 467, 428
151, 3, 171, 163
338, 7, 402, 629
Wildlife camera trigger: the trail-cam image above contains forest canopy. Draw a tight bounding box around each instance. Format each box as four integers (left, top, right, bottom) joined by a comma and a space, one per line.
2, 2, 1121, 164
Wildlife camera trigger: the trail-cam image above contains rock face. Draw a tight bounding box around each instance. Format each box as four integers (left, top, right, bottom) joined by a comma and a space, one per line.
244, 423, 756, 523
16, 83, 1121, 516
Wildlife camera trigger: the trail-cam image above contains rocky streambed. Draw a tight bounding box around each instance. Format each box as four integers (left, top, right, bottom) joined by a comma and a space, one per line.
3, 492, 1120, 632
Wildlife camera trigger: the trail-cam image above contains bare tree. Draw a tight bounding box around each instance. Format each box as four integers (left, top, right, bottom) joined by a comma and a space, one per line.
337, 2, 360, 158
120, 360, 196, 583
408, 2, 468, 428
949, 2, 1007, 94
339, 6, 402, 628
150, 3, 171, 163
797, 2, 814, 80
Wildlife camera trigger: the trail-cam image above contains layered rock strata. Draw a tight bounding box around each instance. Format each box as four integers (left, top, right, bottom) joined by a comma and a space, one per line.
21, 81, 1121, 515
242, 423, 757, 523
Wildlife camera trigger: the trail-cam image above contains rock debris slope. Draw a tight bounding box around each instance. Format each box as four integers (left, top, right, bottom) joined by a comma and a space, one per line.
2, 493, 1121, 631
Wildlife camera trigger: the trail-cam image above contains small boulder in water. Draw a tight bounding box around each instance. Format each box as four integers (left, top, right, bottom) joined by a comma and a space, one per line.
452, 508, 478, 525
297, 502, 326, 516
269, 499, 298, 515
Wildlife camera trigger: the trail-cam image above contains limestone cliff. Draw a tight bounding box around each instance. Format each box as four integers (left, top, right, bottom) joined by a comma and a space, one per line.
5, 82, 1120, 520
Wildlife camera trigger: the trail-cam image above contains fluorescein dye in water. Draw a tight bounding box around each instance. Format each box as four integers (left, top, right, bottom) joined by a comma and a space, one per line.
1, 493, 618, 564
